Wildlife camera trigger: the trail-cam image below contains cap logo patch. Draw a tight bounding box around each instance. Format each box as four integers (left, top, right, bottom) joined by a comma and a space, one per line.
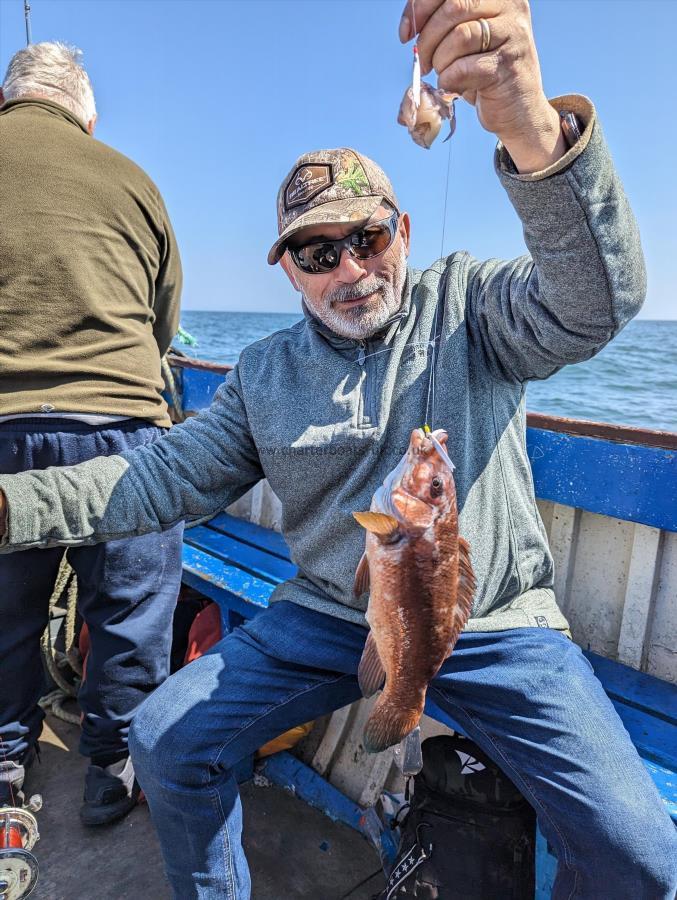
285, 164, 333, 209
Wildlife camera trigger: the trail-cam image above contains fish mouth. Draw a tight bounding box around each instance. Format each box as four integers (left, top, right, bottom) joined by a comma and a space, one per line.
373, 428, 456, 529
412, 428, 456, 473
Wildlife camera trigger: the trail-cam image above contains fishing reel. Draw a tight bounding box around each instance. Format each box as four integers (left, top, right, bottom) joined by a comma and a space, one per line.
0, 796, 41, 900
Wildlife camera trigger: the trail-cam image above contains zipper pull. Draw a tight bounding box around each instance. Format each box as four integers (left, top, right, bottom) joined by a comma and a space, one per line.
357, 345, 366, 365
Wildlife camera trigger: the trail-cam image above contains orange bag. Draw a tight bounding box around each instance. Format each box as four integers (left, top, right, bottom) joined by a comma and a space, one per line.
184, 602, 222, 665
256, 722, 314, 758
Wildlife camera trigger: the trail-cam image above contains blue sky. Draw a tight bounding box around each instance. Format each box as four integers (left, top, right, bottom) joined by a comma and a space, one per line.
1, 0, 675, 318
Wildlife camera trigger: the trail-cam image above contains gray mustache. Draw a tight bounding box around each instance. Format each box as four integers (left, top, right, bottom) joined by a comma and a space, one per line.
327, 280, 386, 304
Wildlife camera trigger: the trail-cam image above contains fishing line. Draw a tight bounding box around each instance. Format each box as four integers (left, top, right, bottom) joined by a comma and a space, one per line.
439, 131, 453, 261
396, 0, 455, 434
424, 83, 454, 433
353, 0, 453, 433
358, 339, 432, 363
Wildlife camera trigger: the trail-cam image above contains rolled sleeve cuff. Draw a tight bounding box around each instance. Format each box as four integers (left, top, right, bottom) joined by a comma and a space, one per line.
495, 94, 596, 182
0, 476, 37, 548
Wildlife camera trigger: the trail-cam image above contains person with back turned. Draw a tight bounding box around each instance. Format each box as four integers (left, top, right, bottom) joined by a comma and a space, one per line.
0, 3, 676, 897
0, 41, 184, 825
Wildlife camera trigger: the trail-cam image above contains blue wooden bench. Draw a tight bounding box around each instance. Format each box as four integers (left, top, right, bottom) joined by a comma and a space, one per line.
181, 510, 677, 896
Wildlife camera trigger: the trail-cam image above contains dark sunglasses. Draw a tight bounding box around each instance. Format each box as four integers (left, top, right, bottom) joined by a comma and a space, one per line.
289, 209, 400, 275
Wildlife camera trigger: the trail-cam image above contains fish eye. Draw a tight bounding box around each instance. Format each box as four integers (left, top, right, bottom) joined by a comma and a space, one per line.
431, 475, 444, 497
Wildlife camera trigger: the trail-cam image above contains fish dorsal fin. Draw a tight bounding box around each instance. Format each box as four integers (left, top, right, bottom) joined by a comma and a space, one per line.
352, 511, 399, 536
457, 537, 476, 616
358, 631, 386, 698
354, 552, 370, 599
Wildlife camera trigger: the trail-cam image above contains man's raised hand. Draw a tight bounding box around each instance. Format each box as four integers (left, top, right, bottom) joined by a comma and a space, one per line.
399, 0, 567, 172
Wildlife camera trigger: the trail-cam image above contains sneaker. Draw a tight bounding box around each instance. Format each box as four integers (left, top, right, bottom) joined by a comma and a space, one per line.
0, 759, 26, 808
80, 756, 140, 826
0, 746, 37, 808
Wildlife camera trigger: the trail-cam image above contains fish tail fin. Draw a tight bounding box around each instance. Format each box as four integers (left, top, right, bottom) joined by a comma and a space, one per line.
363, 694, 423, 754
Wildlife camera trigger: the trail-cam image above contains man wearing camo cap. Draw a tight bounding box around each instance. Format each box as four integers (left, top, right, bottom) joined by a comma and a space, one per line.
1, 0, 675, 896
269, 148, 409, 342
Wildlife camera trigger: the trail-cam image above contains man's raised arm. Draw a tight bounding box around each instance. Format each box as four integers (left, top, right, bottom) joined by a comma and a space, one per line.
404, 0, 645, 382
465, 95, 645, 383
0, 366, 263, 551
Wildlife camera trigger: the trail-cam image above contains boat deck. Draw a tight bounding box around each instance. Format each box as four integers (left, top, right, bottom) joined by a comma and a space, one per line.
26, 714, 382, 900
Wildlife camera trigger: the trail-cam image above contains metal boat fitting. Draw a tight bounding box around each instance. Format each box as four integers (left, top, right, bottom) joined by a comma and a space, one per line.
0, 805, 40, 900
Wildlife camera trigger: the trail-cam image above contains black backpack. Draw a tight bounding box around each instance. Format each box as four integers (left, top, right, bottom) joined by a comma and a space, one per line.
377, 735, 535, 900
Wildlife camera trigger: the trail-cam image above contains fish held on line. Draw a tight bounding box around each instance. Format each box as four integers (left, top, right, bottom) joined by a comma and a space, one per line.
352, 428, 476, 754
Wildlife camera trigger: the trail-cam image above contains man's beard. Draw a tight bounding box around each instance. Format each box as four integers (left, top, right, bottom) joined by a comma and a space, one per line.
305, 246, 408, 340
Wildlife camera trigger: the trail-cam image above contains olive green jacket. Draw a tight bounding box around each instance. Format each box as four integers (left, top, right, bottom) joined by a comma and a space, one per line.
0, 98, 182, 426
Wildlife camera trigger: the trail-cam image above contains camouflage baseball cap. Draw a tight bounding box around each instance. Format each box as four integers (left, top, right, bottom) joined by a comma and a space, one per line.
267, 147, 399, 265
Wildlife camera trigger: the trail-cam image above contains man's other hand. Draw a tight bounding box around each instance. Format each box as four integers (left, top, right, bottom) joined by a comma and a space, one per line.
399, 0, 566, 172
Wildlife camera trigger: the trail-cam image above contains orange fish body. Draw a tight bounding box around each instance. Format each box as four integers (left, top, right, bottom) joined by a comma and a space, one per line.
353, 428, 475, 753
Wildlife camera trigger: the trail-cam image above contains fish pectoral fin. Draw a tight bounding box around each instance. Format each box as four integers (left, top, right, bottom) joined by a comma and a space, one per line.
352, 511, 399, 537
354, 552, 370, 598
358, 631, 386, 698
457, 537, 477, 616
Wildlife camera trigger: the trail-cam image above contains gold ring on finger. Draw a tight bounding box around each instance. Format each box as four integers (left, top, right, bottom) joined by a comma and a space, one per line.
479, 18, 491, 53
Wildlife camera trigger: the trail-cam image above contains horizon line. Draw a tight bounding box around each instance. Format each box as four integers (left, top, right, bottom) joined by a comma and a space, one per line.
180, 309, 676, 322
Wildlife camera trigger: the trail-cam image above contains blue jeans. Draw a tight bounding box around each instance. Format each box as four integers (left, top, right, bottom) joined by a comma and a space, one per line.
130, 600, 677, 900
0, 418, 184, 762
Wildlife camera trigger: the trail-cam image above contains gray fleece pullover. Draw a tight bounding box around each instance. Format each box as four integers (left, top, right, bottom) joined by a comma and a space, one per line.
0, 96, 645, 633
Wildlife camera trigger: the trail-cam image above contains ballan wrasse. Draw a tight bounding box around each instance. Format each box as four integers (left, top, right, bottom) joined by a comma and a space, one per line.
353, 428, 475, 753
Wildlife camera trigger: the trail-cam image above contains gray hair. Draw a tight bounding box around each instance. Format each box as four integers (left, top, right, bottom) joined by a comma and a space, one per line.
2, 41, 96, 125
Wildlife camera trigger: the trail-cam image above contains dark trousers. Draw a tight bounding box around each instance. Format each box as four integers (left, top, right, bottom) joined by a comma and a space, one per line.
0, 418, 184, 762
